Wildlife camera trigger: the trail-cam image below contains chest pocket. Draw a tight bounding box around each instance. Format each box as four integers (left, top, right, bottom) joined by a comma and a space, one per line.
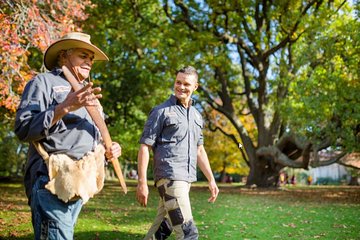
53, 92, 69, 104
162, 116, 185, 142
164, 116, 180, 128
52, 86, 71, 104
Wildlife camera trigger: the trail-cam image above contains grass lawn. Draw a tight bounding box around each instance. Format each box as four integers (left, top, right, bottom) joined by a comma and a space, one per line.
0, 180, 359, 239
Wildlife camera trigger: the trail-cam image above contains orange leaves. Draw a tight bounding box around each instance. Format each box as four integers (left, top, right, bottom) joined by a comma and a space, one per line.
0, 0, 90, 116
0, 13, 26, 113
2, 96, 20, 113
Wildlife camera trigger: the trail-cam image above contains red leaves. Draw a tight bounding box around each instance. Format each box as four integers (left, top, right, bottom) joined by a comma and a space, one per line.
0, 0, 92, 115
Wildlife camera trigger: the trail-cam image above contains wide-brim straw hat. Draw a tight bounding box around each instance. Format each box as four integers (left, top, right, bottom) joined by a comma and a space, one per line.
44, 32, 109, 70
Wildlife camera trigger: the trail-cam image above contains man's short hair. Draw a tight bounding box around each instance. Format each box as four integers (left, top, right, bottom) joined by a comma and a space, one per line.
176, 66, 198, 81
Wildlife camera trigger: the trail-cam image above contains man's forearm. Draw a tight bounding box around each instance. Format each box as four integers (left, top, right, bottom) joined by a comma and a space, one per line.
197, 145, 216, 182
137, 144, 150, 184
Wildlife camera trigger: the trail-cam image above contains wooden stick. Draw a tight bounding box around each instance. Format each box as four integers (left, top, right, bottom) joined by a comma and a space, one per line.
62, 65, 127, 194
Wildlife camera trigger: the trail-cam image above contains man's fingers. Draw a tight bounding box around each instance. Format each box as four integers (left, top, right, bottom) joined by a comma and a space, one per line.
137, 195, 147, 207
105, 142, 122, 160
92, 87, 102, 94
94, 93, 102, 99
208, 192, 217, 203
84, 94, 103, 106
208, 186, 219, 203
136, 186, 148, 208
141, 194, 147, 207
77, 84, 102, 99
77, 82, 93, 95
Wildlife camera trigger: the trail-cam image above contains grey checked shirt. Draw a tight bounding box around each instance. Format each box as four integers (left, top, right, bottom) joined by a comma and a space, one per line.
140, 95, 204, 183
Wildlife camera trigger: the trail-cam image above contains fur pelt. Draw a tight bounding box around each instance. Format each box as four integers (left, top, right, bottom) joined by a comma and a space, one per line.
44, 144, 106, 204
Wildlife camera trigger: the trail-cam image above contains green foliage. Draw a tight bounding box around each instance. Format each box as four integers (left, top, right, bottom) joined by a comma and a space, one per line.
315, 177, 344, 185
347, 167, 360, 177
0, 120, 27, 177
84, 1, 178, 164
27, 47, 43, 72
282, 4, 360, 151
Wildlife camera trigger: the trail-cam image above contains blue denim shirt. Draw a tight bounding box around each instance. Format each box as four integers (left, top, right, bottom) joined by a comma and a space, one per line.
14, 68, 101, 200
140, 95, 204, 183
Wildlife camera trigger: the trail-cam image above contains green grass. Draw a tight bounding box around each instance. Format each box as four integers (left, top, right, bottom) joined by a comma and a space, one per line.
0, 180, 359, 239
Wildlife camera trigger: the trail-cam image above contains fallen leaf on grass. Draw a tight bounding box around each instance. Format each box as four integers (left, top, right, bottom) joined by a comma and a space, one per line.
9, 231, 21, 237
282, 222, 297, 228
313, 232, 326, 238
332, 223, 347, 228
272, 235, 282, 239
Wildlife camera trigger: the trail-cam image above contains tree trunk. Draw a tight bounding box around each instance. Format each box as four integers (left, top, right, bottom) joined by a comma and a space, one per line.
220, 168, 227, 183
246, 156, 280, 187
348, 176, 359, 186
245, 134, 317, 187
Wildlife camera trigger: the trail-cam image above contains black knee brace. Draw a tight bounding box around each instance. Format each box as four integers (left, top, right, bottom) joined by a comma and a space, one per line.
155, 218, 173, 240
182, 219, 199, 240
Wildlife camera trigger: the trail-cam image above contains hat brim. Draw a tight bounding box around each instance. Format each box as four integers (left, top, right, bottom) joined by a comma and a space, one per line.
44, 39, 109, 70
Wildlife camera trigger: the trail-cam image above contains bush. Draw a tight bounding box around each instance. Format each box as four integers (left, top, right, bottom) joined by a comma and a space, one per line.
315, 177, 341, 185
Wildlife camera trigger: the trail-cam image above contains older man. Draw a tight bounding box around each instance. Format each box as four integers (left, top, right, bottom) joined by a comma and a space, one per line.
15, 32, 121, 240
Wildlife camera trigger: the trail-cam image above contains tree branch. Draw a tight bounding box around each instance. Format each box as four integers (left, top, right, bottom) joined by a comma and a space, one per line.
310, 152, 347, 168
209, 125, 250, 166
263, 0, 320, 59
256, 146, 306, 168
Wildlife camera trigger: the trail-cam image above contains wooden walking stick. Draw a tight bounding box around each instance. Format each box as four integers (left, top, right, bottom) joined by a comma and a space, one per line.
62, 65, 127, 194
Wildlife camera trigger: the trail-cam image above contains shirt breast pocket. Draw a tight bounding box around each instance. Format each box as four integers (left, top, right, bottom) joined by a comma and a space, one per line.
53, 91, 69, 104
163, 116, 184, 140
164, 117, 180, 128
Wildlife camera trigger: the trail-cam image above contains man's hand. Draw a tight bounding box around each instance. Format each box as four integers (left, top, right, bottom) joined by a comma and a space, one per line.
207, 180, 219, 203
105, 142, 122, 160
62, 83, 102, 113
52, 83, 102, 126
136, 182, 149, 207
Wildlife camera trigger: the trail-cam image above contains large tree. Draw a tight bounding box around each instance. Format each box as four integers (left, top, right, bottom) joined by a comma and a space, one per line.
157, 0, 359, 186
88, 0, 358, 186
84, 0, 358, 186
4, 0, 357, 185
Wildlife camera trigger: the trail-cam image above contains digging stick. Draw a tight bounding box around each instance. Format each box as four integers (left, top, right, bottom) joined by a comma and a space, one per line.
62, 65, 127, 194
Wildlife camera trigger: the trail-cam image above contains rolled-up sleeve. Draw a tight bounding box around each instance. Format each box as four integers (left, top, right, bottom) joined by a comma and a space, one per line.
14, 77, 66, 142
139, 108, 163, 147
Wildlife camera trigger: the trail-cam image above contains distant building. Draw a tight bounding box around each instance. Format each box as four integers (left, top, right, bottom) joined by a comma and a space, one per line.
309, 163, 348, 184
284, 152, 360, 185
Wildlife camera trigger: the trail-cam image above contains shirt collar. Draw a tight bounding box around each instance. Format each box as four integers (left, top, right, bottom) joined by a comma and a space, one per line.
52, 67, 63, 76
169, 94, 194, 107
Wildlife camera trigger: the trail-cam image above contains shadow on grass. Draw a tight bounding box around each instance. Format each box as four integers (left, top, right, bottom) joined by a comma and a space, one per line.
74, 231, 144, 240
0, 231, 144, 240
0, 235, 33, 240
